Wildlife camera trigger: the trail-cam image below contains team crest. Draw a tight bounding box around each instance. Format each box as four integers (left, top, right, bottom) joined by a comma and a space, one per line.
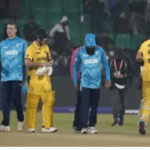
16, 43, 19, 47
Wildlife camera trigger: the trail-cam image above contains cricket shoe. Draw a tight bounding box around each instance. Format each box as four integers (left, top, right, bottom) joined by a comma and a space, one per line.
41, 127, 58, 133
18, 121, 24, 131
119, 120, 124, 126
88, 127, 98, 134
28, 128, 35, 133
73, 127, 81, 133
112, 119, 119, 126
0, 125, 10, 132
81, 128, 89, 134
139, 120, 146, 135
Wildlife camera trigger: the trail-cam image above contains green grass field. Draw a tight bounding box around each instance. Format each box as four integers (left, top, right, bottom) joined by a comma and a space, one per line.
0, 111, 150, 146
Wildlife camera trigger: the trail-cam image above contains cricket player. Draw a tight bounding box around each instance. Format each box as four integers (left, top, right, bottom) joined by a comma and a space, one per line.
70, 37, 102, 133
24, 28, 57, 133
73, 34, 111, 134
0, 22, 27, 132
136, 39, 150, 135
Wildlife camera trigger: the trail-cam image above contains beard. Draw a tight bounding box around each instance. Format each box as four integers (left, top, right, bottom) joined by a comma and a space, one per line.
86, 46, 95, 55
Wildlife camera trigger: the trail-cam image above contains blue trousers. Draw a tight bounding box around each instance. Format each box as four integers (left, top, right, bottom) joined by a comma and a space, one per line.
80, 88, 100, 128
1, 81, 24, 126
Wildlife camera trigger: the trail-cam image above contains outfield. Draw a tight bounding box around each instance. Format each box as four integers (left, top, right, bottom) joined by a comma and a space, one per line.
0, 111, 150, 147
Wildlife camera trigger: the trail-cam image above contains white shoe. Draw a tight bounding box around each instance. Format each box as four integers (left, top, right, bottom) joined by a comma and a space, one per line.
81, 128, 88, 134
41, 127, 58, 133
0, 125, 10, 132
28, 128, 35, 133
88, 126, 98, 134
18, 122, 24, 131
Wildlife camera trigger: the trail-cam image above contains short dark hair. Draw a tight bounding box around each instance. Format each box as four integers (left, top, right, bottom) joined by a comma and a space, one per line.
7, 22, 17, 29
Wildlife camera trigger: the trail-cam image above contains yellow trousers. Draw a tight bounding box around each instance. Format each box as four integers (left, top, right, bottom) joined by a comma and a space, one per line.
25, 75, 55, 130
139, 81, 150, 125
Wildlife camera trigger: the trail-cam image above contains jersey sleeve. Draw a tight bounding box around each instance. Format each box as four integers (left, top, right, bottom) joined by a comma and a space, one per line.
23, 40, 28, 58
73, 50, 81, 86
101, 48, 111, 81
25, 46, 33, 61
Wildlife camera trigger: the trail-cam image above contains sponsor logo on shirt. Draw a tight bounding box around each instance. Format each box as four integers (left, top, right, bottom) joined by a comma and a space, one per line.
16, 43, 19, 47
37, 57, 47, 61
84, 59, 98, 64
5, 50, 18, 55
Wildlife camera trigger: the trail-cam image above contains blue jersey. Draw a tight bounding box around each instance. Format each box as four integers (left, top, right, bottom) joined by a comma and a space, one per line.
73, 46, 110, 89
0, 36, 27, 82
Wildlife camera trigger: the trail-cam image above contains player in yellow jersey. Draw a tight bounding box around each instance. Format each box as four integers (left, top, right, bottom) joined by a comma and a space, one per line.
136, 39, 150, 135
24, 28, 57, 133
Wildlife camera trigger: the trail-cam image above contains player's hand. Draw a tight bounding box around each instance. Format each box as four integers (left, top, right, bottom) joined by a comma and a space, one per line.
47, 60, 54, 66
40, 63, 48, 67
105, 80, 111, 88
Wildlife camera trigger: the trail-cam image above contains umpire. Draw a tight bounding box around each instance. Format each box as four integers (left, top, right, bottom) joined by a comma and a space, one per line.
109, 48, 135, 126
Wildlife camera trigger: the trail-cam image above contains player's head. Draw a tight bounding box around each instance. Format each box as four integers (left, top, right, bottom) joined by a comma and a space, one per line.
35, 28, 49, 45
85, 33, 96, 55
7, 22, 17, 39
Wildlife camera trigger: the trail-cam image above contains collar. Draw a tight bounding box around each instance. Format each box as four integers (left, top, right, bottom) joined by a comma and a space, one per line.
33, 41, 43, 50
7, 36, 18, 41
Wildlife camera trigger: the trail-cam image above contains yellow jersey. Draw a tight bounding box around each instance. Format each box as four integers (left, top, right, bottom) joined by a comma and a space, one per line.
25, 41, 51, 76
139, 39, 150, 81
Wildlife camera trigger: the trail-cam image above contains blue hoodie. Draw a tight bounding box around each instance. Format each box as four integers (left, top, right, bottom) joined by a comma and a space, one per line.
73, 34, 110, 89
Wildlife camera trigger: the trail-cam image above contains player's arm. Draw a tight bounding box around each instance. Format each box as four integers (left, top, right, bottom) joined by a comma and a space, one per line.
101, 48, 111, 88
23, 40, 28, 59
73, 50, 81, 87
46, 46, 54, 66
101, 48, 111, 81
25, 48, 46, 67
136, 43, 144, 63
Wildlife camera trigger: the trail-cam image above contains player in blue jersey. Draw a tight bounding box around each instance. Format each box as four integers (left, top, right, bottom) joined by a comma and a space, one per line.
73, 34, 111, 134
0, 22, 27, 132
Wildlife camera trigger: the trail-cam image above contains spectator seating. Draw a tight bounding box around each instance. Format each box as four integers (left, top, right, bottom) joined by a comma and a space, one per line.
131, 34, 146, 50
115, 34, 131, 49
